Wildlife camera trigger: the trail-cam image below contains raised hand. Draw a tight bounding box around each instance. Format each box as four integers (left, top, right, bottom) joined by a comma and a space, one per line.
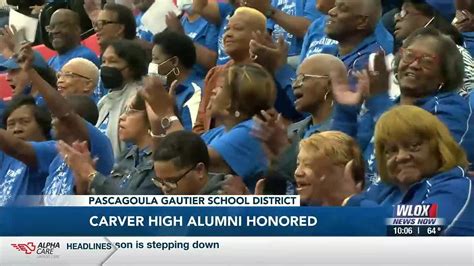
330, 68, 365, 106
15, 42, 35, 72
454, 10, 474, 32
57, 140, 97, 195
83, 0, 102, 23
140, 77, 178, 119
165, 11, 185, 34
251, 109, 290, 161
249, 31, 288, 73
0, 25, 19, 58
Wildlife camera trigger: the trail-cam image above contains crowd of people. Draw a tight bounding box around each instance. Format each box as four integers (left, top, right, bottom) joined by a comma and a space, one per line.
0, 0, 473, 235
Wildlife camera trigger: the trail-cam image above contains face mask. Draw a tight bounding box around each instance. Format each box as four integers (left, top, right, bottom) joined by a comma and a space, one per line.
148, 57, 177, 85
100, 66, 124, 89
148, 63, 167, 85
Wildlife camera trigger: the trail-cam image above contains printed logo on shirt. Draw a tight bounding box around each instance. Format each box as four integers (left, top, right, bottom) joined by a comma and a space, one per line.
0, 167, 25, 205
98, 113, 110, 136
187, 32, 198, 39
306, 37, 339, 58
45, 162, 71, 196
271, 2, 296, 47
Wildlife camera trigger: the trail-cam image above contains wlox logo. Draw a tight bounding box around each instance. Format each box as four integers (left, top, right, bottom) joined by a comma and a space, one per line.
386, 204, 444, 226
395, 204, 438, 217
11, 242, 60, 256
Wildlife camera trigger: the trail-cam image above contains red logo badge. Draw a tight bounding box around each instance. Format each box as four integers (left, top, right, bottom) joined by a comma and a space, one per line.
11, 242, 36, 254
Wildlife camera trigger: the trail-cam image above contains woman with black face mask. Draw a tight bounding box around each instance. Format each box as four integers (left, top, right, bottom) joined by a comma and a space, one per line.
97, 39, 148, 157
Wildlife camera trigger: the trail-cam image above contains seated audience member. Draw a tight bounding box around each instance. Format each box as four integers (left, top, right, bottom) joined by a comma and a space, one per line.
47, 9, 100, 71
142, 63, 276, 192
93, 3, 137, 53
149, 31, 202, 131
331, 27, 474, 185
0, 95, 52, 205
152, 131, 247, 195
323, 0, 393, 78
92, 3, 139, 100
243, 0, 319, 68
15, 44, 114, 204
394, 0, 474, 96
346, 105, 472, 231
0, 51, 56, 105
300, 0, 338, 62
192, 0, 270, 66
56, 58, 99, 98
133, 0, 154, 42
253, 54, 345, 181
165, 10, 219, 80
57, 94, 160, 195
97, 39, 148, 157
193, 7, 300, 133
295, 131, 365, 206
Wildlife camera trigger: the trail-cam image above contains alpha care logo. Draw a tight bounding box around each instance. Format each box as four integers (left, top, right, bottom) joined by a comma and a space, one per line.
11, 242, 36, 254
11, 242, 60, 257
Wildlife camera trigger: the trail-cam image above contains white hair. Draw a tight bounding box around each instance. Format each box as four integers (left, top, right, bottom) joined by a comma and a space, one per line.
63, 58, 100, 87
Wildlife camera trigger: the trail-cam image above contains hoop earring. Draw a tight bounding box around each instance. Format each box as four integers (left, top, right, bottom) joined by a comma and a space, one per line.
234, 111, 240, 118
173, 67, 180, 76
324, 90, 330, 101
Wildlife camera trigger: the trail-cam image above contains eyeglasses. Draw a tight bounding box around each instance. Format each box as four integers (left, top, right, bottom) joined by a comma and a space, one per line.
45, 22, 74, 33
395, 9, 425, 20
56, 71, 92, 80
399, 48, 439, 69
93, 20, 120, 31
291, 73, 329, 87
123, 105, 145, 116
151, 164, 197, 190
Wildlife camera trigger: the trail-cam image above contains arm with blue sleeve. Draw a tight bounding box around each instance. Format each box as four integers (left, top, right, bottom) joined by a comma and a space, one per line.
269, 0, 317, 38
193, 22, 218, 72
0, 129, 39, 167
273, 64, 303, 121
28, 69, 89, 145
193, 0, 229, 25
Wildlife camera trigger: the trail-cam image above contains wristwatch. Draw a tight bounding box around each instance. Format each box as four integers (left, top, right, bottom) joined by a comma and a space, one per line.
161, 115, 179, 130
265, 7, 276, 18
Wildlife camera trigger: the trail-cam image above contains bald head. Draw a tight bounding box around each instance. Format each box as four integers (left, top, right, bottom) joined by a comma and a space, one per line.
360, 0, 382, 29
52, 9, 81, 28
49, 9, 81, 53
299, 54, 347, 77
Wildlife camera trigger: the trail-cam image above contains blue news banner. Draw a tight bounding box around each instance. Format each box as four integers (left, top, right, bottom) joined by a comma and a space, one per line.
0, 207, 394, 236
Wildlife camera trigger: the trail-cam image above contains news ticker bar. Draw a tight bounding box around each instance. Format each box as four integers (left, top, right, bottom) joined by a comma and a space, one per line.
15, 195, 300, 207
1, 237, 472, 265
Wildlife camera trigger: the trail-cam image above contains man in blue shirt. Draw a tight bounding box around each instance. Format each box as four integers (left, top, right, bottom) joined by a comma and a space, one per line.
47, 9, 100, 72
323, 0, 393, 84
0, 95, 53, 206
133, 0, 154, 42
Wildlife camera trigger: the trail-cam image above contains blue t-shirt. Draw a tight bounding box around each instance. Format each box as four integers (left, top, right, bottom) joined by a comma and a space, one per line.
135, 12, 154, 42
201, 119, 268, 191
301, 19, 393, 64
48, 45, 100, 72
216, 3, 235, 65
182, 15, 219, 79
268, 0, 319, 56
32, 122, 114, 204
174, 73, 203, 131
0, 142, 54, 206
463, 32, 474, 58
